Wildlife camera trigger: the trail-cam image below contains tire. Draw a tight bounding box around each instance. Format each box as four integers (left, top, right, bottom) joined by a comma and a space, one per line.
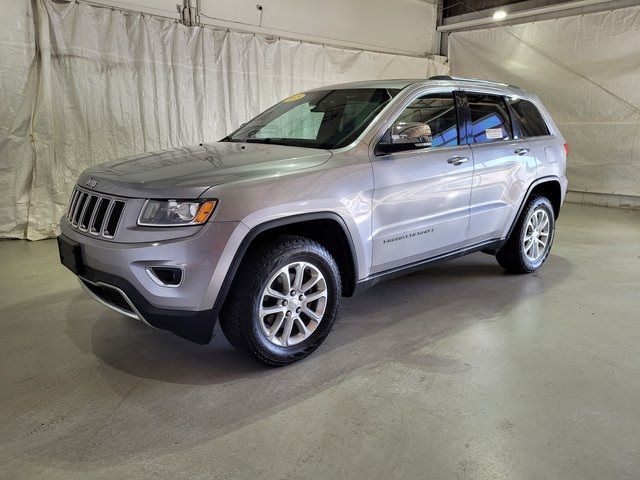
496, 195, 556, 274
219, 235, 341, 366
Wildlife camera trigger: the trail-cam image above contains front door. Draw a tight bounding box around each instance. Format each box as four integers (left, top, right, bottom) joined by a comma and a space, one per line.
370, 91, 474, 274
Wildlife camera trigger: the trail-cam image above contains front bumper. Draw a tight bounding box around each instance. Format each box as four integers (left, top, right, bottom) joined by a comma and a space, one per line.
59, 218, 244, 344
76, 265, 216, 343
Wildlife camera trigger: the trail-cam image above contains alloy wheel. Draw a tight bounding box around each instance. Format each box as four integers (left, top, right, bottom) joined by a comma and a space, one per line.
523, 208, 550, 262
258, 261, 328, 347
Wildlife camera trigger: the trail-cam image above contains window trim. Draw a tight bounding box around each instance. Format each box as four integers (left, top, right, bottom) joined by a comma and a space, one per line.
506, 100, 524, 140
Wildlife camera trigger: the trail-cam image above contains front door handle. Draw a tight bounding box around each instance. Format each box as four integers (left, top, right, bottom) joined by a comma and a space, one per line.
515, 147, 530, 156
447, 156, 469, 166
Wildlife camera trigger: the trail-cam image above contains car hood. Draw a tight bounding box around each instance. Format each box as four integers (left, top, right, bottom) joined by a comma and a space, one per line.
77, 142, 332, 198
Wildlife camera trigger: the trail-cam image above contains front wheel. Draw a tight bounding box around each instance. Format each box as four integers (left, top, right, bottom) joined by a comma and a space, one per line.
220, 235, 341, 366
496, 195, 556, 273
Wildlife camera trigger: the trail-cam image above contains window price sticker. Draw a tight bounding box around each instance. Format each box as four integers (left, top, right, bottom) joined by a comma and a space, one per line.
485, 128, 503, 140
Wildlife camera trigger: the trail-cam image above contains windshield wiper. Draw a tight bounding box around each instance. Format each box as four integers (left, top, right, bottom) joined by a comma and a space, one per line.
243, 138, 290, 145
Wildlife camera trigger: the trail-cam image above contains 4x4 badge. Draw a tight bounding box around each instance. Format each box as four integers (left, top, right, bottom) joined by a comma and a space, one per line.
86, 178, 98, 189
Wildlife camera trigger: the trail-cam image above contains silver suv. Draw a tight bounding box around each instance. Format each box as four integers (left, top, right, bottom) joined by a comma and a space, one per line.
58, 76, 568, 365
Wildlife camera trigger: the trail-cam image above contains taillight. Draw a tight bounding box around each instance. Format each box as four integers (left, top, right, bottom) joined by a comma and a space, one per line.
563, 143, 569, 157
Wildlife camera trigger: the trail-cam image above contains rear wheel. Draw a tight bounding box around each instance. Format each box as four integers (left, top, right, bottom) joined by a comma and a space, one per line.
220, 235, 341, 366
496, 195, 555, 273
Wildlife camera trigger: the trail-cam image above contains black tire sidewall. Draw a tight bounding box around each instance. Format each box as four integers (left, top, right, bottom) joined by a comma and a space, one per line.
517, 197, 555, 271
245, 244, 340, 363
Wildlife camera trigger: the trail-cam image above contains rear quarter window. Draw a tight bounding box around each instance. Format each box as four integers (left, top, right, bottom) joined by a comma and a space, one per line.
507, 97, 550, 137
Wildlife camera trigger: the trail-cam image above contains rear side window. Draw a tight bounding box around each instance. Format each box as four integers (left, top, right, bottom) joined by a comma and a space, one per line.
507, 97, 550, 137
466, 93, 512, 143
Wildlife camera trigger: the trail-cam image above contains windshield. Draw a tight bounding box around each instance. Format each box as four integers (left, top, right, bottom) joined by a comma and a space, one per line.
224, 88, 401, 149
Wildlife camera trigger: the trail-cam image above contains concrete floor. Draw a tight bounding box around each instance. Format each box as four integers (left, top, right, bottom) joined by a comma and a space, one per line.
1, 203, 639, 479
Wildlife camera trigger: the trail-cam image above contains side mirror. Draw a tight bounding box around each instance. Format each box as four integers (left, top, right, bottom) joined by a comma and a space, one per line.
375, 121, 432, 155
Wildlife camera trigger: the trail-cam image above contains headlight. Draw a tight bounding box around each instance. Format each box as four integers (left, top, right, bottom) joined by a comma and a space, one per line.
137, 199, 217, 226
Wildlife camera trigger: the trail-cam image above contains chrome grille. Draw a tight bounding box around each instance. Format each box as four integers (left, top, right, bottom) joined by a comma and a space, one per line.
66, 187, 126, 239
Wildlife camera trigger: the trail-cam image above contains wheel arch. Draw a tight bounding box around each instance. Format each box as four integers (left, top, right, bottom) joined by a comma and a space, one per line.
505, 176, 562, 242
528, 179, 562, 219
216, 213, 359, 319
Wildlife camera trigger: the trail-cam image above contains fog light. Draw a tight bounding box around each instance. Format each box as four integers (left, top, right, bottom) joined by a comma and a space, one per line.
146, 266, 183, 287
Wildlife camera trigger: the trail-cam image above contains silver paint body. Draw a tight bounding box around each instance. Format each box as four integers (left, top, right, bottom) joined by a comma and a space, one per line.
61, 79, 568, 315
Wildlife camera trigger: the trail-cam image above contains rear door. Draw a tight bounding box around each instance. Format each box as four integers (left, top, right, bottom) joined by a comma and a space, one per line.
370, 89, 474, 274
465, 92, 537, 243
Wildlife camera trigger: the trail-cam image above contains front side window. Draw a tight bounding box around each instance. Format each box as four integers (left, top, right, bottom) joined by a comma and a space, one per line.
225, 88, 400, 149
391, 93, 459, 148
467, 93, 513, 144
507, 97, 550, 137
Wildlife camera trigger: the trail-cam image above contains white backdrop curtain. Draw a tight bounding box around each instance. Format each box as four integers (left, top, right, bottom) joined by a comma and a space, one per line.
0, 0, 448, 240
448, 5, 640, 207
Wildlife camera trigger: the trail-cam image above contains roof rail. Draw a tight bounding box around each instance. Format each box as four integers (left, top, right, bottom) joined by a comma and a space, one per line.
427, 75, 522, 90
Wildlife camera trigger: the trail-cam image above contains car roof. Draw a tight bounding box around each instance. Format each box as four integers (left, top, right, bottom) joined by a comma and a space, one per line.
308, 79, 422, 90
308, 76, 527, 96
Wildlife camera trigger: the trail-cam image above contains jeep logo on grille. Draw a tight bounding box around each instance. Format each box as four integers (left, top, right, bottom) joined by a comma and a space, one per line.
86, 178, 98, 189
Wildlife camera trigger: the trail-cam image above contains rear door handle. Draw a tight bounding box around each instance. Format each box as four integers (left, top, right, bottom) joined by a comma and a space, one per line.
447, 156, 469, 166
515, 147, 530, 156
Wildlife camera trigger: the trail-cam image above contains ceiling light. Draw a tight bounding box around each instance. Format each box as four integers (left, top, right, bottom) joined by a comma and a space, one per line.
493, 10, 507, 20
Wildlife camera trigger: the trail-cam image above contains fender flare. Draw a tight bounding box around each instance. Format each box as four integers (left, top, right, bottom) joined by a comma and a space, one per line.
505, 175, 562, 240
211, 211, 360, 316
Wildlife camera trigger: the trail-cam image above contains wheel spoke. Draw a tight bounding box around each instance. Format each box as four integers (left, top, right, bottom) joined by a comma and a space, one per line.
259, 305, 285, 317
294, 317, 310, 337
540, 218, 549, 231
279, 269, 291, 293
302, 306, 322, 321
292, 262, 305, 291
280, 316, 294, 346
304, 290, 327, 303
301, 274, 320, 293
265, 285, 287, 300
269, 314, 285, 338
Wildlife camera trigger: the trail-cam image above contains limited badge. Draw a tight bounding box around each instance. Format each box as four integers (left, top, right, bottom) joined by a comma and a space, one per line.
282, 93, 305, 103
